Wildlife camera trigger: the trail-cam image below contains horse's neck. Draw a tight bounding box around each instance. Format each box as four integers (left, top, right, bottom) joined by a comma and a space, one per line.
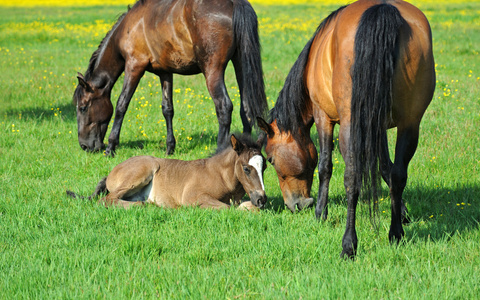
88, 29, 124, 89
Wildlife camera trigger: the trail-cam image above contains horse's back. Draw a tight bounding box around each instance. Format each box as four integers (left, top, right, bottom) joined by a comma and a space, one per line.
307, 0, 435, 125
117, 0, 235, 74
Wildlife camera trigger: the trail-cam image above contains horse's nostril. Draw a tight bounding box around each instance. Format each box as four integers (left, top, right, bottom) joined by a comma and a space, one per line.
80, 144, 88, 151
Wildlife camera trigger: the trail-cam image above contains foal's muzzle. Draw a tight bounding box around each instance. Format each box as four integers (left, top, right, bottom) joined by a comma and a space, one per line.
250, 191, 267, 209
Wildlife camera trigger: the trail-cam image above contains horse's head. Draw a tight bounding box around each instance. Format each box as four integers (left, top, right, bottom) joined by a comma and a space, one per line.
73, 73, 113, 152
231, 135, 267, 209
258, 118, 318, 212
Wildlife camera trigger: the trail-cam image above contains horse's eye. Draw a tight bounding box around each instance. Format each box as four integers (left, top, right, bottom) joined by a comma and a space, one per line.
243, 166, 251, 175
78, 106, 88, 113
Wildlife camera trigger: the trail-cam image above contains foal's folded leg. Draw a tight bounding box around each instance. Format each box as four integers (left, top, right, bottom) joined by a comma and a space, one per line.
195, 195, 230, 209
99, 193, 145, 209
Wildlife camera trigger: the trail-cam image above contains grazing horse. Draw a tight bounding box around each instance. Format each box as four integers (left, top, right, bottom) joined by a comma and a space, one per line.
258, 0, 435, 258
73, 0, 267, 156
67, 134, 267, 210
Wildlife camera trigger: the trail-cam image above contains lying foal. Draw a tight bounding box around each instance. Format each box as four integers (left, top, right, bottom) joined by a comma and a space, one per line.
67, 134, 267, 210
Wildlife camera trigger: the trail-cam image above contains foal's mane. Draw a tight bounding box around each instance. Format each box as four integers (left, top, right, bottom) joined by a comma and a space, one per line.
213, 133, 261, 156
269, 5, 347, 136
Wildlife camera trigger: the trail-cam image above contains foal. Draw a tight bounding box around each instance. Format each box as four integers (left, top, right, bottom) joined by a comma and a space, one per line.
67, 135, 267, 210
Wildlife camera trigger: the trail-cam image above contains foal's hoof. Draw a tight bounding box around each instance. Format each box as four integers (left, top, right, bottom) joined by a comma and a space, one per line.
238, 201, 260, 212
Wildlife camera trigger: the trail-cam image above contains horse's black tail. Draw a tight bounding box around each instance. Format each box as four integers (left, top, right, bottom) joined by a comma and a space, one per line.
66, 177, 108, 200
350, 4, 405, 209
232, 0, 268, 130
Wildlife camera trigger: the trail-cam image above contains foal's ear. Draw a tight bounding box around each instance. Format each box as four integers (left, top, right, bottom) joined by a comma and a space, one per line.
77, 72, 94, 93
257, 117, 274, 138
231, 134, 245, 154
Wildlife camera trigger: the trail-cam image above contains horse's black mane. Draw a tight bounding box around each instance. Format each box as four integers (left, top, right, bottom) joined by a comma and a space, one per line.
268, 5, 347, 136
83, 12, 128, 81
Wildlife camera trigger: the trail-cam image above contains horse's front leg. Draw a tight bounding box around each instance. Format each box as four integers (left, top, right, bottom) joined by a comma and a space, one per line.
159, 73, 176, 155
389, 125, 419, 243
105, 66, 145, 156
314, 113, 334, 221
339, 124, 360, 259
204, 67, 232, 150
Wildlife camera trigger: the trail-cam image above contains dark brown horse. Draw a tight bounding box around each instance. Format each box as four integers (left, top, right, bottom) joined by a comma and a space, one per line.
67, 134, 267, 210
73, 0, 267, 156
258, 0, 435, 258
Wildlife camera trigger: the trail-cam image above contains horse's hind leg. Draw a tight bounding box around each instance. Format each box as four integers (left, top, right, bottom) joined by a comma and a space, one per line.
389, 125, 420, 243
380, 131, 409, 223
159, 72, 176, 155
232, 56, 251, 134
204, 65, 232, 150
314, 114, 334, 221
338, 124, 360, 259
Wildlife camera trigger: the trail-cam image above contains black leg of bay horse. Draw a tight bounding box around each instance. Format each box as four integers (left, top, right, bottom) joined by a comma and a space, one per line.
314, 114, 334, 221
379, 130, 409, 223
389, 125, 419, 243
105, 67, 146, 156
232, 57, 252, 135
159, 72, 176, 155
339, 124, 360, 259
204, 67, 233, 150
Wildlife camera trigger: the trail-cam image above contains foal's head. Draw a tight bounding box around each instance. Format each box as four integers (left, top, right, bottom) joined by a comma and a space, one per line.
73, 73, 113, 152
230, 135, 267, 209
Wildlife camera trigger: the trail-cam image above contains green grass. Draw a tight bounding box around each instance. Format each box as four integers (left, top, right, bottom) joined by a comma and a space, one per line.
1, 1, 479, 298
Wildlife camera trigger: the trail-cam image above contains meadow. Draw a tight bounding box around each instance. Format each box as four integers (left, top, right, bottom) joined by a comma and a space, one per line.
0, 0, 479, 298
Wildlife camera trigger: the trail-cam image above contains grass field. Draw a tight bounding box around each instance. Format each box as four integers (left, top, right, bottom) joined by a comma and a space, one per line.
1, 0, 479, 298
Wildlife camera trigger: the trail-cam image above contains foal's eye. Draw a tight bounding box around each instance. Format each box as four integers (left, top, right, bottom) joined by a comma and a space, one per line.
78, 106, 88, 113
243, 166, 251, 175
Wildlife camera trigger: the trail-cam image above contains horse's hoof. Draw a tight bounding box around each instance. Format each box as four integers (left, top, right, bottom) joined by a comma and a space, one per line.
104, 148, 115, 157
315, 206, 328, 221
388, 229, 404, 244
340, 249, 356, 260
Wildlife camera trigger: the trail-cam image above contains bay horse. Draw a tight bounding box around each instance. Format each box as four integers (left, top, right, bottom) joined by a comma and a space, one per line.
257, 0, 435, 258
67, 134, 267, 210
73, 0, 267, 156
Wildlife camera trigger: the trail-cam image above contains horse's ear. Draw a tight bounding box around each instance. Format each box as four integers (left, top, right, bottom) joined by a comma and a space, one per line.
77, 72, 94, 93
231, 134, 244, 154
257, 117, 274, 138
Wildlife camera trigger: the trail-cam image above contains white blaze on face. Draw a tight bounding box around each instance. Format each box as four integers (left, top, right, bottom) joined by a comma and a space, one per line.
248, 155, 265, 191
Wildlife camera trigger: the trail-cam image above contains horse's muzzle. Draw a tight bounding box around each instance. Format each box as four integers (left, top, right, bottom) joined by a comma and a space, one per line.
79, 139, 105, 152
285, 196, 314, 213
